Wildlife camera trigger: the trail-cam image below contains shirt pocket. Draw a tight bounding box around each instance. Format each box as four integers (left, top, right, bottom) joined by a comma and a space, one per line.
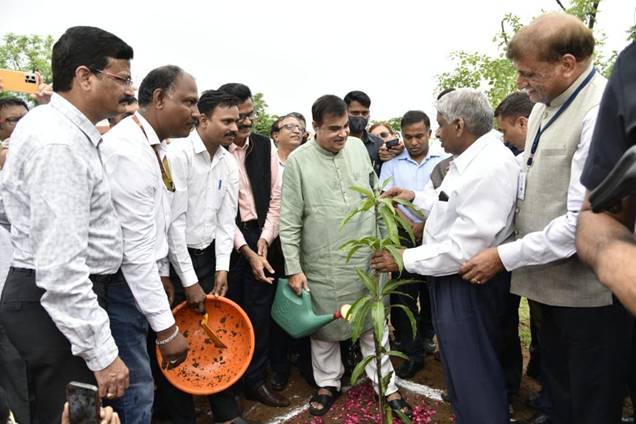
207, 181, 226, 213
424, 199, 451, 237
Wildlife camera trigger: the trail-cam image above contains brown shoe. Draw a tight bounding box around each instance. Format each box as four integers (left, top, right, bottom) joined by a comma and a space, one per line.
245, 383, 290, 407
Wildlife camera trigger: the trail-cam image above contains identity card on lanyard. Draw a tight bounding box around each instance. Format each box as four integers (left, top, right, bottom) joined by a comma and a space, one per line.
517, 68, 597, 201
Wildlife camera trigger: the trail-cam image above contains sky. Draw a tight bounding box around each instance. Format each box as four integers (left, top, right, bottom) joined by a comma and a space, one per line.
1, 0, 634, 123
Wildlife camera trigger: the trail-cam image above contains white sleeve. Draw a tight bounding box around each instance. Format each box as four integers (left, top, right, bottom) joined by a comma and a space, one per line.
166, 148, 198, 286
404, 163, 518, 276
104, 151, 175, 332
498, 105, 599, 271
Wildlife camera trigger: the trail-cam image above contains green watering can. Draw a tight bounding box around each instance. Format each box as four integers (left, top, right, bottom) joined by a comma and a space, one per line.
271, 278, 346, 338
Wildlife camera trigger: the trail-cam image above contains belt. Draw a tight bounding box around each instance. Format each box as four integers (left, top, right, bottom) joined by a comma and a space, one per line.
1, 267, 120, 308
238, 219, 259, 231
188, 242, 215, 256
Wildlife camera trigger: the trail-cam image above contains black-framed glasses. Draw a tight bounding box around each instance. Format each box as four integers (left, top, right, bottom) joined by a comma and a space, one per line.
92, 68, 134, 87
238, 111, 257, 122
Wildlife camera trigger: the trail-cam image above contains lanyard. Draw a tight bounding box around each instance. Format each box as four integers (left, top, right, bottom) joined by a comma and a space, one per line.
131, 114, 175, 192
526, 68, 597, 168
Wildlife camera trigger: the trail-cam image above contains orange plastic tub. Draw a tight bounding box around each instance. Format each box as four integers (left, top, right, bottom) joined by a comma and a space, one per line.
156, 295, 255, 395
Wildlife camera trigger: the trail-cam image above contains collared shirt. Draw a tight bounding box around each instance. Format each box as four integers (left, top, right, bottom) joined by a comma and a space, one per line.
166, 130, 240, 286
497, 72, 601, 271
101, 112, 174, 332
379, 145, 449, 223
0, 93, 122, 371
403, 133, 520, 276
228, 136, 281, 249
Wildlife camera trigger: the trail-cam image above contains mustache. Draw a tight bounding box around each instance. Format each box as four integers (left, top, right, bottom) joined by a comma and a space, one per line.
238, 123, 252, 131
119, 95, 137, 104
224, 131, 237, 137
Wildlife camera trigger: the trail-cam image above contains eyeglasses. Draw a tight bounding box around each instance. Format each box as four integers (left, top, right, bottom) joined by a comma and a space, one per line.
92, 69, 134, 87
280, 123, 303, 133
238, 111, 257, 122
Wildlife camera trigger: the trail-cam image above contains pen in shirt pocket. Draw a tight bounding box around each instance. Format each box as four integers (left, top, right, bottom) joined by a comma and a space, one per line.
218, 179, 222, 190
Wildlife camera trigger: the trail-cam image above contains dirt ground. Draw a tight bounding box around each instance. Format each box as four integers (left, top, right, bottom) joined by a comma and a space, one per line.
190, 351, 543, 423
189, 349, 634, 423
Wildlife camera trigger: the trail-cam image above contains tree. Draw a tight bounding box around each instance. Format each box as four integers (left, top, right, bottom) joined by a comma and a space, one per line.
252, 92, 278, 137
0, 33, 54, 83
436, 0, 634, 108
341, 181, 421, 424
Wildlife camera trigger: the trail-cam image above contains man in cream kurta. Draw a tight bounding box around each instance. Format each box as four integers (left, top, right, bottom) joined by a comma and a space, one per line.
280, 95, 410, 417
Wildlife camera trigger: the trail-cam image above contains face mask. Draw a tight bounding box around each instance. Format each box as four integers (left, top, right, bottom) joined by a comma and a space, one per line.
348, 116, 368, 134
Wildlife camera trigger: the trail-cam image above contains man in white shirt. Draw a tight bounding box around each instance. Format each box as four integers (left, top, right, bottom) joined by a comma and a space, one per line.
372, 88, 520, 424
460, 14, 632, 424
157, 90, 252, 424
0, 26, 132, 423
101, 65, 196, 422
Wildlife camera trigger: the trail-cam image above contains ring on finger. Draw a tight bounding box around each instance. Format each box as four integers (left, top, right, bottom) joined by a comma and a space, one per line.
106, 392, 115, 399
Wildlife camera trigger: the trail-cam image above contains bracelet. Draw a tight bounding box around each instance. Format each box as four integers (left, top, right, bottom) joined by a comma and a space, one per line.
156, 325, 179, 345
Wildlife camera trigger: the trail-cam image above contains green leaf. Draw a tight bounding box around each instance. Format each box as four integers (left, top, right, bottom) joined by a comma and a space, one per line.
345, 244, 365, 263
392, 198, 425, 220
394, 213, 416, 245
350, 185, 374, 200
386, 405, 394, 424
384, 244, 405, 273
381, 278, 420, 297
380, 176, 393, 190
351, 300, 372, 342
387, 350, 409, 361
340, 207, 362, 229
350, 354, 375, 385
359, 197, 376, 212
391, 304, 417, 341
394, 407, 412, 424
371, 300, 386, 345
346, 295, 370, 322
379, 197, 396, 216
355, 268, 378, 297
380, 206, 399, 245
390, 290, 414, 299
380, 370, 393, 393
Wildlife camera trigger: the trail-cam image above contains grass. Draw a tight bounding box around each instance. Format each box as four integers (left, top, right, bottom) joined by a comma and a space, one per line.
518, 297, 531, 350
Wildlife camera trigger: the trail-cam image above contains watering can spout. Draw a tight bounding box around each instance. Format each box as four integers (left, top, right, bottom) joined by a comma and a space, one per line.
271, 278, 346, 338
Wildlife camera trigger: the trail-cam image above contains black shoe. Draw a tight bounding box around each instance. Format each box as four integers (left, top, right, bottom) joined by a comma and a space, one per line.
528, 413, 552, 424
396, 358, 425, 379
245, 383, 290, 407
269, 370, 289, 391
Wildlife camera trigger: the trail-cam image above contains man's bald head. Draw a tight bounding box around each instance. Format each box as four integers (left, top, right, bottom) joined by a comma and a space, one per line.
507, 12, 594, 64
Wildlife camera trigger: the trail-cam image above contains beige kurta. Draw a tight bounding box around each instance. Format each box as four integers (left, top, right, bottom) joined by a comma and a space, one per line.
280, 137, 378, 341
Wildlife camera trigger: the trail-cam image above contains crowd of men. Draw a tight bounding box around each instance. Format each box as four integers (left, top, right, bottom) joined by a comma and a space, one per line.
0, 10, 635, 424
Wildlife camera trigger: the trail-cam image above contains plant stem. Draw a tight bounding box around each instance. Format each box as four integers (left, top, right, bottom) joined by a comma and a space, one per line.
374, 327, 387, 424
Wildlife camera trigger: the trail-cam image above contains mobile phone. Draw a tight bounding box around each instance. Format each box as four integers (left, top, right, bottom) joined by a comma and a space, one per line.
0, 69, 41, 94
66, 382, 100, 424
385, 138, 400, 149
